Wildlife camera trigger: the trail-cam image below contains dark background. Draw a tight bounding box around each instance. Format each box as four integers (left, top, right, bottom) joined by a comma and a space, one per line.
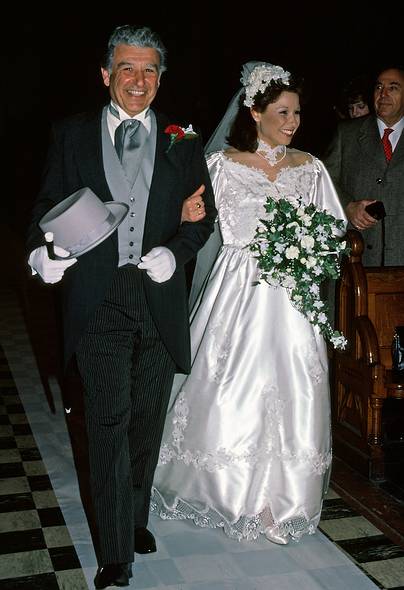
4, 8, 401, 236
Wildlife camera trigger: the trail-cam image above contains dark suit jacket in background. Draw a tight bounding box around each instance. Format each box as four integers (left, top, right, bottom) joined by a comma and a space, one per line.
323, 115, 404, 267
26, 107, 216, 373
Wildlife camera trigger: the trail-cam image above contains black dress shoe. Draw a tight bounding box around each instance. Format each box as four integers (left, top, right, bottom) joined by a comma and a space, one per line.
94, 562, 132, 589
134, 527, 157, 554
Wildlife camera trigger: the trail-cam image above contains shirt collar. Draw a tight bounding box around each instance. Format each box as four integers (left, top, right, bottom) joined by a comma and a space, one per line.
376, 116, 404, 137
108, 101, 151, 133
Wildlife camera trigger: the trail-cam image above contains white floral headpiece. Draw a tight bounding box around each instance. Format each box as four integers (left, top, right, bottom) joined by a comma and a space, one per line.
241, 63, 291, 107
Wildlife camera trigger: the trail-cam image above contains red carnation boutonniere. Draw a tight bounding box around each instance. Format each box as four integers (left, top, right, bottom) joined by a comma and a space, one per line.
164, 124, 198, 152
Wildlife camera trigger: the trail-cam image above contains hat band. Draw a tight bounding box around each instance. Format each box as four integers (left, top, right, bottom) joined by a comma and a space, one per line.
66, 211, 116, 254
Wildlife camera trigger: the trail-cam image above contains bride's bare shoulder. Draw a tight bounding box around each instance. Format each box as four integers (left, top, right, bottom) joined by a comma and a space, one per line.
224, 147, 241, 157
223, 147, 256, 165
288, 148, 313, 166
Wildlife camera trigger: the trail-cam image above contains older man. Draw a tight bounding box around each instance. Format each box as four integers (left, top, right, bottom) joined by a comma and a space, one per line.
323, 66, 404, 266
27, 24, 216, 588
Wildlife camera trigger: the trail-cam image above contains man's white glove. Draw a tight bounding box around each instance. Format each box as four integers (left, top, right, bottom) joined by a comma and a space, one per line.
28, 246, 77, 284
138, 246, 176, 283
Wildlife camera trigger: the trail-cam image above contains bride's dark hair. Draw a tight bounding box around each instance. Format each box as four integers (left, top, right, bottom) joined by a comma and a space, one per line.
227, 77, 303, 153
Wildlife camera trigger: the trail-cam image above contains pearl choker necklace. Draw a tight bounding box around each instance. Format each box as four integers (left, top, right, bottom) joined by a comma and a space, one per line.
256, 139, 287, 166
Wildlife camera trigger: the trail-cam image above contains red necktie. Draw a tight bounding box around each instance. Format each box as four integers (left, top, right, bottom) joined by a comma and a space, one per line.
381, 128, 393, 162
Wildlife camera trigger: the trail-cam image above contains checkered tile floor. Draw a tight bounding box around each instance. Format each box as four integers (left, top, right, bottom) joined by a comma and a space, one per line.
0, 352, 87, 588
1, 285, 404, 589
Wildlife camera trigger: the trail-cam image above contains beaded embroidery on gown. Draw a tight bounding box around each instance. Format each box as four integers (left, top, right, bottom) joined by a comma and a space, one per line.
151, 150, 347, 543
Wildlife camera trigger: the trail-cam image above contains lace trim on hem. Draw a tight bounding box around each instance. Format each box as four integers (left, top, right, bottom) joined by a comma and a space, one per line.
159, 391, 332, 476
151, 487, 318, 542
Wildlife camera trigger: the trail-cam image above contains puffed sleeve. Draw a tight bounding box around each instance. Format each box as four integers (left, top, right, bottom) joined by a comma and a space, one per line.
189, 151, 226, 309
206, 151, 227, 209
311, 158, 348, 236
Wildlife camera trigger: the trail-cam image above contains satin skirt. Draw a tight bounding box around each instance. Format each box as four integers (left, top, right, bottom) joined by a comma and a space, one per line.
152, 245, 331, 542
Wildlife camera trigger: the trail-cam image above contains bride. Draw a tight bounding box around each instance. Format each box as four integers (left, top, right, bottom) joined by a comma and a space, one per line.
151, 61, 347, 544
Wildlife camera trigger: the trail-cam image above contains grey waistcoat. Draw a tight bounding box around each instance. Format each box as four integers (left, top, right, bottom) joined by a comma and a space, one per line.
101, 106, 157, 265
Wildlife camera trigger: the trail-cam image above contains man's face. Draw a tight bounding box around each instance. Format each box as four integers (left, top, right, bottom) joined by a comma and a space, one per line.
101, 45, 161, 117
374, 68, 404, 126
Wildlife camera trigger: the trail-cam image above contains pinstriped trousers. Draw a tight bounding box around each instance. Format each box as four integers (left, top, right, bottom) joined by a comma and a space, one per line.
76, 266, 176, 564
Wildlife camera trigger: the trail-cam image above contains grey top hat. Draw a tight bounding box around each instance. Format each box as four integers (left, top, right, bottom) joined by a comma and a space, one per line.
39, 187, 129, 259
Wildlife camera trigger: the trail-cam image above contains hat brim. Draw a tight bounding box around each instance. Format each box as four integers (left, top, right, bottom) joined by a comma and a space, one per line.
61, 201, 129, 259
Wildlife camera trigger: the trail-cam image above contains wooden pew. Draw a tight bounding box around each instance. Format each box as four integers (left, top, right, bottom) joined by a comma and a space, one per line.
332, 229, 404, 480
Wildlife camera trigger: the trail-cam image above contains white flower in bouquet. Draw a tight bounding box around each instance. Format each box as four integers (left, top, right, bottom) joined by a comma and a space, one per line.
249, 196, 350, 349
301, 235, 315, 251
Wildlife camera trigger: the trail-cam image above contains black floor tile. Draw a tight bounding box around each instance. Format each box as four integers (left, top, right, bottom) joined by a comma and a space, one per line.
19, 449, 41, 462
0, 493, 35, 513
28, 475, 52, 492
319, 497, 359, 520
12, 424, 32, 436
0, 572, 60, 589
37, 507, 66, 527
338, 534, 404, 563
48, 544, 81, 571
0, 462, 25, 478
0, 528, 46, 554
0, 437, 18, 449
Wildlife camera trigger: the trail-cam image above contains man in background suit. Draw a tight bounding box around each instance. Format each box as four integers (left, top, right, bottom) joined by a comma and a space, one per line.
323, 66, 404, 267
27, 24, 216, 589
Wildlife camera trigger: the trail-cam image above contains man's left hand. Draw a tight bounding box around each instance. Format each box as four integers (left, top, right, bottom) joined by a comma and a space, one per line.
181, 184, 206, 223
346, 199, 378, 230
138, 247, 176, 283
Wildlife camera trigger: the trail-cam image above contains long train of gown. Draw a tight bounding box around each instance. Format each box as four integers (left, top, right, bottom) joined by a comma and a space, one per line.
151, 151, 347, 542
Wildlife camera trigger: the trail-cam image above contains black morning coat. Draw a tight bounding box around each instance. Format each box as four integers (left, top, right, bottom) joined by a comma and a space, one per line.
26, 108, 217, 373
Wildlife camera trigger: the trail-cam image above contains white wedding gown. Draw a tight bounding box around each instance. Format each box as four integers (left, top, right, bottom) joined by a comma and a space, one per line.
151, 150, 346, 543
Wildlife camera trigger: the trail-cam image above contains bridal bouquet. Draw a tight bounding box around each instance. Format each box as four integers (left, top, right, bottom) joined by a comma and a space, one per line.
249, 196, 349, 349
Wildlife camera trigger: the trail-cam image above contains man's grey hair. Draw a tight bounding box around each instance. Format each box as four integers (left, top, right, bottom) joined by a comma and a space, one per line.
103, 25, 167, 74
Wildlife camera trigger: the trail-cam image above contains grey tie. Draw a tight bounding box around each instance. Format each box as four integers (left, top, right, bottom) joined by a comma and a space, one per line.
115, 119, 148, 188
114, 119, 141, 169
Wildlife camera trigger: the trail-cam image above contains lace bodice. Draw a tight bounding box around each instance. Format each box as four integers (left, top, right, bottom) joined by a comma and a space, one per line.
207, 150, 319, 248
